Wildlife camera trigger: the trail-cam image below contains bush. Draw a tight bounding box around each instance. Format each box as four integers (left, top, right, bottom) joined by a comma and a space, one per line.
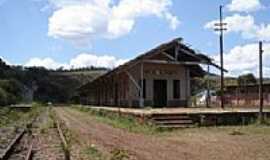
0, 87, 8, 106
0, 79, 23, 105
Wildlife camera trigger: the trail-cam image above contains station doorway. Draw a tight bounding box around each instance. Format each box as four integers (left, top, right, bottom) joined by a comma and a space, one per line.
153, 80, 167, 107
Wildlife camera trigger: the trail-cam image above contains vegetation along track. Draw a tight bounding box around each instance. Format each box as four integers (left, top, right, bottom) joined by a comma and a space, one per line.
0, 123, 34, 160
0, 107, 70, 160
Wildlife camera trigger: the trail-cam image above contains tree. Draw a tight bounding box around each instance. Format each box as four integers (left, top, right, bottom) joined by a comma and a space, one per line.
0, 79, 23, 105
237, 73, 257, 86
0, 87, 7, 106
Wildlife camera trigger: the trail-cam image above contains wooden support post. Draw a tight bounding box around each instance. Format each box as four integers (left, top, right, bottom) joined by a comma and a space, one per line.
259, 41, 264, 124
206, 64, 210, 108
175, 44, 180, 60
140, 61, 144, 107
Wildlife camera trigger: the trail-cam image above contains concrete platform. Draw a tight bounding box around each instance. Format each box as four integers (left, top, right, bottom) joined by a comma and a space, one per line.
85, 106, 270, 116
83, 106, 270, 127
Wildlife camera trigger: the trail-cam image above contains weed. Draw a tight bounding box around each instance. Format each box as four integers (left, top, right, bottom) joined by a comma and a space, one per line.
83, 144, 105, 160
0, 107, 36, 127
110, 149, 130, 160
229, 130, 245, 136
252, 116, 270, 126
74, 106, 159, 134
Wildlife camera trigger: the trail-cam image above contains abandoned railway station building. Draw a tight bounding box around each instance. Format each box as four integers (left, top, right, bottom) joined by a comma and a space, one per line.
79, 38, 221, 108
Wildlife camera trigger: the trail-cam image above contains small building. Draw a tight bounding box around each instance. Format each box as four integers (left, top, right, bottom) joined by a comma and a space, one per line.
79, 38, 221, 108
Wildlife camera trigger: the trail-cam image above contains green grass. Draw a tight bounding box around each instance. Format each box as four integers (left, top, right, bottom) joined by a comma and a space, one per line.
0, 103, 44, 128
0, 108, 20, 127
168, 124, 270, 137
74, 106, 159, 135
82, 145, 130, 160
39, 108, 56, 134
83, 144, 105, 160
110, 149, 130, 160
74, 106, 270, 136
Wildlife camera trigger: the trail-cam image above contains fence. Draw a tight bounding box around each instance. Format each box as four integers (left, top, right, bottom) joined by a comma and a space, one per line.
219, 93, 270, 107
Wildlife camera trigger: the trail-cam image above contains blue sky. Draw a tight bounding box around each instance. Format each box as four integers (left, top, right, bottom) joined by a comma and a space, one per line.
0, 0, 270, 77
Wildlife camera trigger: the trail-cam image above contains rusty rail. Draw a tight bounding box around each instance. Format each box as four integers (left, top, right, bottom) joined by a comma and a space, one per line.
25, 140, 34, 160
0, 116, 38, 160
0, 129, 25, 160
56, 120, 70, 160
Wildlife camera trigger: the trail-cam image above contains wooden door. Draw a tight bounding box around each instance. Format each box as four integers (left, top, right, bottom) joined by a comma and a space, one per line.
153, 80, 167, 107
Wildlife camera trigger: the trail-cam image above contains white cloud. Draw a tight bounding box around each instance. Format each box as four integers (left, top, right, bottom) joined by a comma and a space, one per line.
25, 57, 68, 69
45, 0, 112, 9
48, 4, 110, 45
205, 14, 270, 41
213, 43, 270, 77
227, 0, 263, 12
257, 24, 270, 41
69, 53, 128, 68
24, 53, 128, 70
205, 14, 256, 36
47, 0, 179, 45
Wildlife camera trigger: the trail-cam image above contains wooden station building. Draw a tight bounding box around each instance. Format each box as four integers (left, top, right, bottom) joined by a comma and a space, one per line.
79, 38, 221, 108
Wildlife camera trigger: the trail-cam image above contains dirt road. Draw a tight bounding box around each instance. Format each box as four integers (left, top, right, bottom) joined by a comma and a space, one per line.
54, 107, 270, 160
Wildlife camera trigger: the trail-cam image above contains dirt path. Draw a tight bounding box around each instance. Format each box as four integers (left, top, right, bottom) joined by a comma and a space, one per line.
54, 107, 270, 160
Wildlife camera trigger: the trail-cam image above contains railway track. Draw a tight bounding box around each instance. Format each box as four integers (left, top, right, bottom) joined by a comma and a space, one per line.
0, 127, 34, 160
56, 119, 70, 160
0, 109, 70, 160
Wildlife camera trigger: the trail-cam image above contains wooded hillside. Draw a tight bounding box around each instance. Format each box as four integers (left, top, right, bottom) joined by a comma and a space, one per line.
0, 58, 107, 106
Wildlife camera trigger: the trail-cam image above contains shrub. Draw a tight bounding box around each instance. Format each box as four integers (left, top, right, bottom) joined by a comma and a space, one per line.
0, 87, 7, 106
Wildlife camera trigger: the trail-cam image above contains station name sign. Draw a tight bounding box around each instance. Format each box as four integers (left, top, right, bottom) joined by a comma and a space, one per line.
145, 69, 177, 76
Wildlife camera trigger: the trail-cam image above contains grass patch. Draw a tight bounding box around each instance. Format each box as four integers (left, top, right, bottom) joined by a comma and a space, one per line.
73, 106, 270, 136
83, 144, 105, 160
74, 106, 159, 135
0, 107, 21, 127
39, 108, 56, 134
252, 116, 270, 126
0, 103, 44, 128
83, 145, 130, 160
234, 124, 270, 135
110, 149, 130, 160
169, 124, 270, 137
229, 130, 245, 136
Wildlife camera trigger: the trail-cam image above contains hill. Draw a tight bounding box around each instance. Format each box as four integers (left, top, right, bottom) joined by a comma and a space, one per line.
0, 58, 107, 106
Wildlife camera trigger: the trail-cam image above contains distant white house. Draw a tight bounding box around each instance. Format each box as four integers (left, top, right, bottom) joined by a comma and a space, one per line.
194, 90, 217, 106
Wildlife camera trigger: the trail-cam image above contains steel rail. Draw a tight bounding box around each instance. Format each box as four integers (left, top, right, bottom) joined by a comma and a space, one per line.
25, 140, 34, 160
56, 119, 70, 160
0, 129, 25, 160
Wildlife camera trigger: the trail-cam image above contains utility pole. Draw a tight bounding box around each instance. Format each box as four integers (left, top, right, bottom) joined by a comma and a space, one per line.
214, 5, 227, 109
259, 41, 264, 124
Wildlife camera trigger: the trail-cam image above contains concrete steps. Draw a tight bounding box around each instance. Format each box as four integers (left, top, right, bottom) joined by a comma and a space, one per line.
150, 113, 194, 128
